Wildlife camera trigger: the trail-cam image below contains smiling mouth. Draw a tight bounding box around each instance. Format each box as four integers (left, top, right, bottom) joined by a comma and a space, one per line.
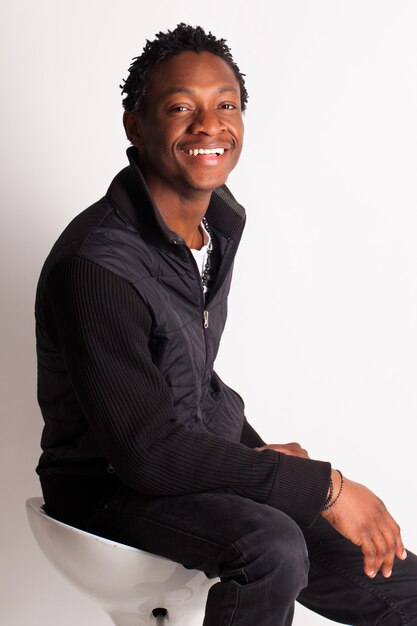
182, 147, 226, 156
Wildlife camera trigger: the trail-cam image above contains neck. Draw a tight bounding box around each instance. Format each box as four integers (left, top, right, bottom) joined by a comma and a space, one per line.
145, 180, 212, 249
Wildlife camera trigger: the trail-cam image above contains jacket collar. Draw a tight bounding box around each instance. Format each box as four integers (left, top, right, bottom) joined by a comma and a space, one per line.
106, 147, 246, 249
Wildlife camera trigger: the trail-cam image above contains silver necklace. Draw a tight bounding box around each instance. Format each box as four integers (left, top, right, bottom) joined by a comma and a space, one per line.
201, 217, 213, 291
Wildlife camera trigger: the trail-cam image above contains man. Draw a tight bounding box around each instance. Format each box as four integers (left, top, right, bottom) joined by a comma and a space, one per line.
35, 23, 417, 625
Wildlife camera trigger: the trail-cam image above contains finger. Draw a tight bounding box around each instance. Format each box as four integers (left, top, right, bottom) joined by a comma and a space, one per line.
385, 516, 407, 562
286, 443, 309, 458
360, 527, 392, 578
368, 520, 398, 578
360, 534, 379, 578
398, 547, 408, 561
376, 528, 396, 578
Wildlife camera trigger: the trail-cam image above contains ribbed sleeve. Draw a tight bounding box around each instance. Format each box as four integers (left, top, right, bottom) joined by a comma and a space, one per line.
44, 256, 331, 527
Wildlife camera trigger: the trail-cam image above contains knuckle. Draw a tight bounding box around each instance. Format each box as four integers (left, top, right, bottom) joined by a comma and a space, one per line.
359, 525, 371, 540
376, 506, 387, 519
385, 537, 396, 551
365, 547, 377, 559
382, 544, 390, 556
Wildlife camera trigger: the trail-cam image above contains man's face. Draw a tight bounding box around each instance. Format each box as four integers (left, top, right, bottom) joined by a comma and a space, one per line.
125, 51, 244, 198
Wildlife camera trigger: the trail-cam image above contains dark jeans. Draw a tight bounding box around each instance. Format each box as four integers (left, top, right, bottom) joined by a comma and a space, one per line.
71, 482, 417, 626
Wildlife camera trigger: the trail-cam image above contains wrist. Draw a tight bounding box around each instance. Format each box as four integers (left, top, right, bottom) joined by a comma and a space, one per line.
321, 469, 344, 516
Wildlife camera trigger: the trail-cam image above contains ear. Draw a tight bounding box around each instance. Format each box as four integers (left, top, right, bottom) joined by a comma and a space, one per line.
123, 111, 143, 147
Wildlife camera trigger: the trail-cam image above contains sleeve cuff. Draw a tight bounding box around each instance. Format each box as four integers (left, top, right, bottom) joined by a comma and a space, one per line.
265, 452, 331, 527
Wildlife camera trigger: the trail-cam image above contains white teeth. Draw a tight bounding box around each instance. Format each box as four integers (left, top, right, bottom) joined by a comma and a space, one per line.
187, 148, 225, 156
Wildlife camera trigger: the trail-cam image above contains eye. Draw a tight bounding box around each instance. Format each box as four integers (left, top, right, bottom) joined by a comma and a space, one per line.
219, 103, 239, 111
168, 104, 192, 113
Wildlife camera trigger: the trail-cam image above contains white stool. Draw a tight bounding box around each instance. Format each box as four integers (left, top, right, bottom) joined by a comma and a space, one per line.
26, 497, 218, 625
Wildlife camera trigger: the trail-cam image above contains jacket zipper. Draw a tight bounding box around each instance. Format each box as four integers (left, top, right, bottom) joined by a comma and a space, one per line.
177, 243, 209, 330
175, 234, 234, 329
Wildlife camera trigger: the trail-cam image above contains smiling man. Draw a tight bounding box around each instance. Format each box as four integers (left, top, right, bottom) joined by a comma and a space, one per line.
35, 24, 417, 626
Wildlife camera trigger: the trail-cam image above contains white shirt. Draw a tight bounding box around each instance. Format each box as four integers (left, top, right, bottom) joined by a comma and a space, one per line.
190, 220, 212, 294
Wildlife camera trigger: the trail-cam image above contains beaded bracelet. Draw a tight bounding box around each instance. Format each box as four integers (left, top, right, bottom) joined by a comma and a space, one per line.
322, 476, 334, 510
322, 470, 344, 511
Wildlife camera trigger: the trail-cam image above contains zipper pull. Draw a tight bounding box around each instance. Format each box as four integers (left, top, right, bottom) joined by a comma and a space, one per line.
203, 310, 209, 329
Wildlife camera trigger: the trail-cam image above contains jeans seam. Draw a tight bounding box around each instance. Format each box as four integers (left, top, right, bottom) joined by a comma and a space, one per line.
230, 541, 249, 585
308, 552, 408, 625
228, 583, 240, 626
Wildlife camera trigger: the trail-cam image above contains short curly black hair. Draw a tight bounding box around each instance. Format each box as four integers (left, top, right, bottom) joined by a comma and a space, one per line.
121, 23, 248, 112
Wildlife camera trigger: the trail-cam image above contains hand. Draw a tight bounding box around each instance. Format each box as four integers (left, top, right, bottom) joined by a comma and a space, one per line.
322, 470, 407, 578
254, 442, 310, 459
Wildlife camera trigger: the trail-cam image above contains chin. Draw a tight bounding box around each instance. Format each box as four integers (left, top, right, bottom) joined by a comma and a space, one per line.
187, 174, 229, 193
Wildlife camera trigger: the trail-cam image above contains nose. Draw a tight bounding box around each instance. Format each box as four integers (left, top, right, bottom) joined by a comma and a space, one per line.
189, 108, 226, 136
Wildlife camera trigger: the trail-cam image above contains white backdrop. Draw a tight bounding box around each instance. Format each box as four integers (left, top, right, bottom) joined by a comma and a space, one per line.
1, 1, 416, 624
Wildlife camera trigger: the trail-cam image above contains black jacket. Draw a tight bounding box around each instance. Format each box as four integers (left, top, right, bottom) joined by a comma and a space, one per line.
35, 148, 331, 527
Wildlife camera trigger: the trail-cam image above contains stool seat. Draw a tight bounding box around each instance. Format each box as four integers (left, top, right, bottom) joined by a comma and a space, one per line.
26, 497, 218, 625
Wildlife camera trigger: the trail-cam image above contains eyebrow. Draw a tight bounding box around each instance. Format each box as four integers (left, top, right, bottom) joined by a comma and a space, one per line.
162, 85, 239, 97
